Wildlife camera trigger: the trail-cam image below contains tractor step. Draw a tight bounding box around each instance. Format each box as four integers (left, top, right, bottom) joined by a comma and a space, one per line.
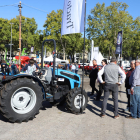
46, 93, 53, 98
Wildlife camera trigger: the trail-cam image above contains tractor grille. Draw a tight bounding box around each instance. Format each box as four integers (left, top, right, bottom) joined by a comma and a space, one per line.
60, 72, 79, 81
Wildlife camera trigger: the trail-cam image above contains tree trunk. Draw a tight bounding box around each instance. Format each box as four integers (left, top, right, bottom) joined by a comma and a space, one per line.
108, 46, 110, 60
60, 37, 65, 60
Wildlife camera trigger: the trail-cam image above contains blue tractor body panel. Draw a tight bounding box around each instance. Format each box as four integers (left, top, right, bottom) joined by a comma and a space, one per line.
54, 69, 81, 89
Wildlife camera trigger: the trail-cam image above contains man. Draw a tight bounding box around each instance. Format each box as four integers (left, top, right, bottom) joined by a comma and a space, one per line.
124, 60, 135, 112
127, 59, 140, 119
96, 59, 107, 101
71, 63, 76, 73
21, 59, 39, 74
98, 57, 126, 119
67, 63, 70, 70
89, 59, 99, 96
75, 63, 79, 74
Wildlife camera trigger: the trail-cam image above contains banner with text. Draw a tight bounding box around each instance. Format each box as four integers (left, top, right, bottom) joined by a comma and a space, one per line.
61, 0, 85, 36
115, 31, 122, 54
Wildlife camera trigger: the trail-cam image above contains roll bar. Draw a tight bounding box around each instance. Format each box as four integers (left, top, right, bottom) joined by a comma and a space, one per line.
41, 39, 56, 79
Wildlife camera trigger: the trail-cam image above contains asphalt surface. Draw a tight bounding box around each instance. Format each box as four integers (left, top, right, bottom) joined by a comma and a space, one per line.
0, 69, 140, 140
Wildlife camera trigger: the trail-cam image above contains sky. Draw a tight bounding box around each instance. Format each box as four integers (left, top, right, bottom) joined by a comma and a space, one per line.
0, 0, 140, 31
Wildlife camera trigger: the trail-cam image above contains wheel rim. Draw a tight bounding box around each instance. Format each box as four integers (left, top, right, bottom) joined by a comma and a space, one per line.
74, 94, 85, 109
11, 87, 36, 114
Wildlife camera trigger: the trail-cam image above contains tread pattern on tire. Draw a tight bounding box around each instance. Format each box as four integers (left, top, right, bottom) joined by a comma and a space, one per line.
66, 87, 88, 114
0, 77, 44, 123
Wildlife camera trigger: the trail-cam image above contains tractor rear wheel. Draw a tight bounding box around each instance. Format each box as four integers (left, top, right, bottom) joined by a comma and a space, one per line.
0, 77, 43, 123
66, 87, 88, 114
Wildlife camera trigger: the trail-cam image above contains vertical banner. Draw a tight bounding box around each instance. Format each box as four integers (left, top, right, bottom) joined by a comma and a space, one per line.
115, 31, 122, 54
61, 0, 85, 35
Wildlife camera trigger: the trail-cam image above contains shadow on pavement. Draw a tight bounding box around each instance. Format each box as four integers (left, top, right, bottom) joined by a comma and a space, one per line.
41, 101, 52, 110
87, 92, 130, 118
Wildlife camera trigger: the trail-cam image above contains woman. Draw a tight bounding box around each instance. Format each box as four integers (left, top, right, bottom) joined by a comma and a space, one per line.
96, 59, 107, 101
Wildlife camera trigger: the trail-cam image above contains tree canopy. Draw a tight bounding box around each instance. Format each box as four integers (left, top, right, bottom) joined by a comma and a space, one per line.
43, 10, 88, 60
87, 2, 140, 58
0, 1, 140, 59
0, 16, 43, 54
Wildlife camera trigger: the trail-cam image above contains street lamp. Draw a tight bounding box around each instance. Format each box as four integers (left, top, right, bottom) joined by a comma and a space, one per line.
9, 23, 14, 65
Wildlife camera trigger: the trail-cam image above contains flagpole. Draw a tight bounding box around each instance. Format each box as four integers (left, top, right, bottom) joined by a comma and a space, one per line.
120, 29, 123, 67
81, 0, 86, 114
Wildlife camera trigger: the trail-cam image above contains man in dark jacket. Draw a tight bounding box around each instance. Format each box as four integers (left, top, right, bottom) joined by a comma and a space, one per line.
89, 59, 99, 96
124, 60, 135, 112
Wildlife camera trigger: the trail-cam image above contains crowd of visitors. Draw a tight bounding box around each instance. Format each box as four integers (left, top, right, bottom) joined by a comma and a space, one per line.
89, 57, 140, 119
1, 54, 140, 119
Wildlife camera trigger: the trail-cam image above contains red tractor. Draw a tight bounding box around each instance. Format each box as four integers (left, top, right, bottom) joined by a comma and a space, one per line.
15, 56, 30, 70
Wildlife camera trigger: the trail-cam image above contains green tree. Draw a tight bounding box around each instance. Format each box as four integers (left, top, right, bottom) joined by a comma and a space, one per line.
87, 2, 134, 58
131, 17, 140, 58
43, 10, 85, 60
0, 16, 40, 54
0, 18, 11, 51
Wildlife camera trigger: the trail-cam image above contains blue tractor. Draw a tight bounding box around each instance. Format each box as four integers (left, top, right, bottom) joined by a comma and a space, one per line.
0, 39, 88, 123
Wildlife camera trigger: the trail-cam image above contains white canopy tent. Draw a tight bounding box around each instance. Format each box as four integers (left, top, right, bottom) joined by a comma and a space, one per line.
89, 51, 104, 66
44, 55, 69, 65
44, 55, 62, 62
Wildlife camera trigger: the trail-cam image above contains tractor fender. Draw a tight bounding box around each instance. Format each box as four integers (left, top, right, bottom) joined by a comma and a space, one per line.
1, 74, 45, 90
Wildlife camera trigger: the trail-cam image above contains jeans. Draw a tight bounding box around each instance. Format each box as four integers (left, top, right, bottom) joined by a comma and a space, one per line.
130, 86, 140, 118
101, 83, 118, 116
71, 69, 75, 73
75, 70, 78, 74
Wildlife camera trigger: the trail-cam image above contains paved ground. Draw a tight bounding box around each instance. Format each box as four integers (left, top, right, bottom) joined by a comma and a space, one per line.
0, 69, 140, 140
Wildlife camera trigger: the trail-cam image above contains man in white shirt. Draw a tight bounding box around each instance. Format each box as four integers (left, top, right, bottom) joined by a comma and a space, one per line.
98, 57, 126, 119
71, 63, 76, 73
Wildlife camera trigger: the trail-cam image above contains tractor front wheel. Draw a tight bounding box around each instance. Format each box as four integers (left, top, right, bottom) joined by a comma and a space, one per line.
66, 87, 88, 114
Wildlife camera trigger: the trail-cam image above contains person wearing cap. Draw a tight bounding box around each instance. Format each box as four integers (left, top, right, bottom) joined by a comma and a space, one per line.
98, 57, 126, 119
96, 59, 107, 101
21, 59, 39, 75
89, 59, 99, 96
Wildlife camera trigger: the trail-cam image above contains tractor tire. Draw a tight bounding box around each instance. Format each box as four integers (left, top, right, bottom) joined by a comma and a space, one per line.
0, 77, 43, 123
66, 87, 88, 114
